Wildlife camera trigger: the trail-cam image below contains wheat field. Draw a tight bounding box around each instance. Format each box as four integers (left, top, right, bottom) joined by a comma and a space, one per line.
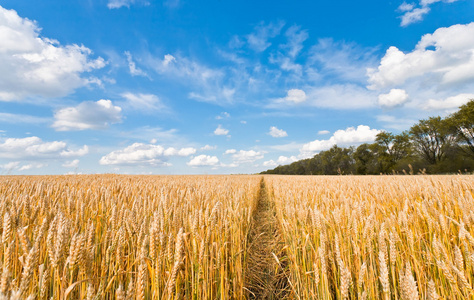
0, 174, 473, 299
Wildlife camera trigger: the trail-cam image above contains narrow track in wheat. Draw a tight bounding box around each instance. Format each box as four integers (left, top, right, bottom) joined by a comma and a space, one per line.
244, 179, 290, 299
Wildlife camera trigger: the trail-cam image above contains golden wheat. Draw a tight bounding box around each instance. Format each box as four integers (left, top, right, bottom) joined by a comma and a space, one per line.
0, 174, 472, 299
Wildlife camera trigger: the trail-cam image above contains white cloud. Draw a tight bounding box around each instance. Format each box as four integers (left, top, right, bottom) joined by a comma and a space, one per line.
277, 155, 298, 164
331, 125, 380, 144
263, 160, 277, 167
52, 100, 122, 131
300, 125, 381, 157
398, 0, 461, 26
0, 161, 20, 170
423, 93, 474, 110
187, 155, 219, 167
0, 6, 105, 101
0, 137, 64, 158
124, 51, 147, 77
263, 155, 298, 167
285, 89, 307, 103
18, 163, 45, 171
0, 161, 45, 172
121, 92, 167, 113
282, 25, 308, 58
231, 150, 265, 163
270, 53, 303, 76
246, 21, 285, 52
200, 145, 217, 151
378, 89, 409, 108
400, 7, 430, 26
268, 142, 304, 152
60, 145, 89, 158
268, 126, 288, 138
62, 159, 79, 168
368, 23, 474, 90
398, 2, 415, 12
214, 125, 229, 136
0, 136, 87, 159
163, 54, 176, 66
150, 138, 158, 144
99, 143, 196, 166
163, 147, 197, 156
224, 149, 237, 154
318, 130, 330, 135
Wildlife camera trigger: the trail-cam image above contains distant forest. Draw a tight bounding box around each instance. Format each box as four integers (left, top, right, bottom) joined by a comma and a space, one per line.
261, 100, 474, 175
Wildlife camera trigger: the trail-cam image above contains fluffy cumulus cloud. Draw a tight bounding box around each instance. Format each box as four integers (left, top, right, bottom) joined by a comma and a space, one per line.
224, 149, 237, 154
300, 125, 381, 157
0, 6, 105, 101
52, 100, 122, 131
163, 147, 197, 156
214, 125, 229, 136
231, 150, 265, 163
285, 89, 307, 103
263, 155, 297, 167
187, 155, 219, 167
0, 136, 88, 159
378, 89, 409, 108
423, 93, 474, 110
62, 159, 79, 168
318, 130, 330, 135
368, 23, 474, 90
60, 146, 89, 158
268, 126, 288, 138
262, 160, 277, 167
200, 145, 217, 151
100, 143, 196, 166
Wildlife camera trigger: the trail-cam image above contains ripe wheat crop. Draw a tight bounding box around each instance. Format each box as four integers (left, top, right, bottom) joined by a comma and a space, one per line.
0, 175, 259, 299
0, 174, 473, 299
266, 175, 474, 299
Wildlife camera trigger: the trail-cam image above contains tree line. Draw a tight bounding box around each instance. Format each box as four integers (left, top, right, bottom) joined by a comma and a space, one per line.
261, 100, 474, 175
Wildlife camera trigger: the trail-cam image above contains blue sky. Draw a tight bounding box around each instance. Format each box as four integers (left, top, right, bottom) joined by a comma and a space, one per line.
0, 0, 474, 174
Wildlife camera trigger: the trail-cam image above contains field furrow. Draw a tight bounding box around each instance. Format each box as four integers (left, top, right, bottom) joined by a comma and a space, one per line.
244, 179, 290, 299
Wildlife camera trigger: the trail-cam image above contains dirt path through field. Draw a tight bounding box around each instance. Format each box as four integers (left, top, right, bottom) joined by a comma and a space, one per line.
244, 178, 290, 299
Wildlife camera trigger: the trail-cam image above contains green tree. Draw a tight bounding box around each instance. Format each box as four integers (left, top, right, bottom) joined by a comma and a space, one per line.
354, 143, 373, 174
319, 145, 355, 174
409, 116, 456, 164
448, 99, 474, 157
